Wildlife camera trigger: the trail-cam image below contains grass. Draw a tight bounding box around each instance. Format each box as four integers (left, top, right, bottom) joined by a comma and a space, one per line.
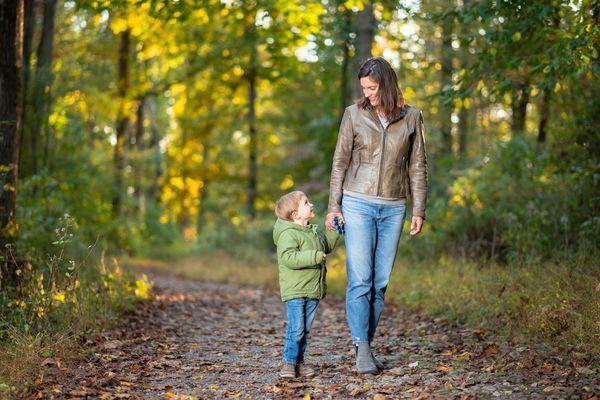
385, 256, 600, 354
120, 249, 279, 288
124, 246, 600, 356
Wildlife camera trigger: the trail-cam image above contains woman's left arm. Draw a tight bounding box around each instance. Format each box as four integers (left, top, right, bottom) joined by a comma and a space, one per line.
408, 110, 428, 234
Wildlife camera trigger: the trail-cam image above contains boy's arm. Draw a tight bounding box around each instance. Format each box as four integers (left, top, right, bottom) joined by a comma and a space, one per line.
277, 231, 324, 269
321, 226, 342, 254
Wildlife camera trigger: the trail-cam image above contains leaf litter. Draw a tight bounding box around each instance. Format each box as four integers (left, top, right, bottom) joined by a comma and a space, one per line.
23, 272, 599, 399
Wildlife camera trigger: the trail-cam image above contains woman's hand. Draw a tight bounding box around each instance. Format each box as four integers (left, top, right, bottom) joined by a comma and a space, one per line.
409, 216, 424, 237
326, 211, 343, 231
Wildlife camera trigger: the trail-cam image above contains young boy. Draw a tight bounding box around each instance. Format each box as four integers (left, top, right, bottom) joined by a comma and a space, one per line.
273, 190, 341, 378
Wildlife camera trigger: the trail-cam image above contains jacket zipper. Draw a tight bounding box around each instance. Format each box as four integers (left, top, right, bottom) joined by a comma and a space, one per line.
313, 228, 324, 298
371, 109, 387, 196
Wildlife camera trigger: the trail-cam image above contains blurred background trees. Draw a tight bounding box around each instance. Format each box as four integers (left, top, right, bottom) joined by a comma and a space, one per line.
2, 0, 598, 271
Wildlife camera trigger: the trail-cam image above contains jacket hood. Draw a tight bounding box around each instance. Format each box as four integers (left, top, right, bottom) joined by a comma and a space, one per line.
273, 218, 314, 243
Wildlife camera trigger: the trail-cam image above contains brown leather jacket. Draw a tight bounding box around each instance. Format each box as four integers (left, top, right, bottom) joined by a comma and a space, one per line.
328, 104, 428, 218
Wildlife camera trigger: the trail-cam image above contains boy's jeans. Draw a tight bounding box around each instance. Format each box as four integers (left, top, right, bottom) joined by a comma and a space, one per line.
282, 298, 320, 364
341, 194, 406, 344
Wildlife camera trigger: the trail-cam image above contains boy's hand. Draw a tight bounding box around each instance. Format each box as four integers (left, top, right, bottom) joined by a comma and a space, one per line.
322, 253, 327, 261
326, 212, 343, 231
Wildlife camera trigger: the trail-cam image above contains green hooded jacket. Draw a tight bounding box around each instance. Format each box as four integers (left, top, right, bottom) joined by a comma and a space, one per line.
273, 218, 341, 302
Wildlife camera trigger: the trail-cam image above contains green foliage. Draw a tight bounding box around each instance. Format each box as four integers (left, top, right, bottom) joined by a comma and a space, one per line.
406, 138, 599, 262
1, 215, 152, 341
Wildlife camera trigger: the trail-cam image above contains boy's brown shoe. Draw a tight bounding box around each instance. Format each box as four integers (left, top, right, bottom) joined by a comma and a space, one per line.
279, 362, 297, 378
296, 362, 316, 378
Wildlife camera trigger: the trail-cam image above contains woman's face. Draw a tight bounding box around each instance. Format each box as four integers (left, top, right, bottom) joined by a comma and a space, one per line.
360, 76, 380, 107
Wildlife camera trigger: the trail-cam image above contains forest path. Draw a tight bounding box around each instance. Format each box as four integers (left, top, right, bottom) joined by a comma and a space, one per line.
28, 271, 598, 399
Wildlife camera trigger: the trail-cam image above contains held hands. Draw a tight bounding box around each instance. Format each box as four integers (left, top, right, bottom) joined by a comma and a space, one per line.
325, 211, 343, 231
410, 216, 424, 237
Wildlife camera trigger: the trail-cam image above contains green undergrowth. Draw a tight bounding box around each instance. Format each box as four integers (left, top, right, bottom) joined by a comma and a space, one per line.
0, 218, 152, 396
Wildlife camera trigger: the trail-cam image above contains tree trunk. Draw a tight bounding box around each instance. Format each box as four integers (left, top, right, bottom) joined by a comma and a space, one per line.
148, 119, 162, 205
351, 0, 375, 101
511, 80, 530, 136
133, 97, 145, 214
112, 28, 131, 217
29, 0, 56, 173
246, 41, 257, 220
458, 101, 469, 158
439, 14, 454, 155
338, 9, 351, 123
0, 0, 24, 282
537, 90, 551, 143
19, 0, 33, 175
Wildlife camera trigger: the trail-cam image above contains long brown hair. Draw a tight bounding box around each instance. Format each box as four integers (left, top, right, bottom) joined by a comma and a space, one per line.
356, 57, 406, 122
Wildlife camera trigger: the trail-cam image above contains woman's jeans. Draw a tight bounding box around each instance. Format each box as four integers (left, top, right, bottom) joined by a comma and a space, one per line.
282, 298, 320, 364
341, 194, 406, 344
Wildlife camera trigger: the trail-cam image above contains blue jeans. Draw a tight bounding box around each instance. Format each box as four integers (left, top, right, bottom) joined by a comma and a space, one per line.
282, 298, 320, 364
342, 194, 406, 344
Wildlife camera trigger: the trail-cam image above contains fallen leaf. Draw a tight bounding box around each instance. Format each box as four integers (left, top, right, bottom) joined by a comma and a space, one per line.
41, 358, 56, 367
436, 365, 453, 372
387, 367, 405, 376
481, 344, 499, 358
441, 347, 458, 356
575, 367, 595, 375
102, 340, 123, 350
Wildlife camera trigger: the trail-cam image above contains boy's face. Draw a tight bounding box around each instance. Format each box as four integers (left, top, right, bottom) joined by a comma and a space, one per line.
295, 195, 315, 221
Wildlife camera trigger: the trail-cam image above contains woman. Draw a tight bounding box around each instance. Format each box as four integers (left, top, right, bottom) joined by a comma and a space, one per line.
325, 57, 427, 374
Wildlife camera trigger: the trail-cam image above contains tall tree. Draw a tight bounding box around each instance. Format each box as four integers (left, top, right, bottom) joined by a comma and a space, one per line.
133, 96, 146, 214
0, 0, 24, 277
112, 28, 131, 217
338, 5, 352, 121
351, 0, 375, 101
511, 79, 530, 135
19, 0, 33, 174
537, 89, 551, 143
29, 0, 57, 172
245, 18, 258, 220
439, 11, 454, 154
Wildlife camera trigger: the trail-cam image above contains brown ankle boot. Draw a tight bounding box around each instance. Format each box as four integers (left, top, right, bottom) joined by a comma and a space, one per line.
279, 362, 296, 378
296, 362, 316, 378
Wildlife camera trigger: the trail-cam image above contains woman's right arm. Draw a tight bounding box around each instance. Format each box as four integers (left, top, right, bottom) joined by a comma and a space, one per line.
327, 107, 354, 214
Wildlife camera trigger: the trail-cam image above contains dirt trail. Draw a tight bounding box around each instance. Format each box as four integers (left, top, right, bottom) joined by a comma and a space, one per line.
28, 271, 598, 399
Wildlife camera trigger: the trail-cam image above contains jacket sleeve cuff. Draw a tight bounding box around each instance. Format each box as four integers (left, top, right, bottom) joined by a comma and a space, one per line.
412, 210, 426, 220
315, 251, 325, 265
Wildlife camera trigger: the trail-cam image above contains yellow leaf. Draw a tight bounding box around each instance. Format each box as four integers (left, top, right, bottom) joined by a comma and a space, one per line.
436, 365, 453, 372
52, 291, 66, 303
110, 17, 128, 34
164, 393, 177, 399
280, 175, 294, 190
303, 392, 311, 400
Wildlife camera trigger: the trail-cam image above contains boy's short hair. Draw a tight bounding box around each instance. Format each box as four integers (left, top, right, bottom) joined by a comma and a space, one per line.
275, 190, 306, 221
